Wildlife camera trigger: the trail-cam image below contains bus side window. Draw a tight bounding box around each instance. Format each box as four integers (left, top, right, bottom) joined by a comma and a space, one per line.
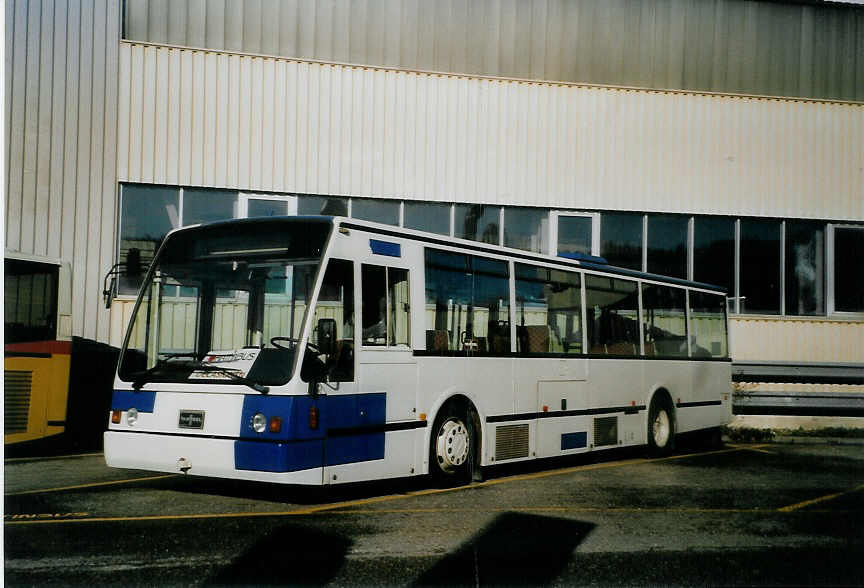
362, 265, 410, 347
313, 259, 354, 381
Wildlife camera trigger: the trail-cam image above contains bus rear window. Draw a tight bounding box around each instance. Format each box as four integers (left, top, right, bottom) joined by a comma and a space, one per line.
4, 259, 58, 344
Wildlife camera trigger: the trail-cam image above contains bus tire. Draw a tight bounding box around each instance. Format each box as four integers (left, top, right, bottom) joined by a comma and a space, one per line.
430, 401, 474, 486
647, 395, 675, 456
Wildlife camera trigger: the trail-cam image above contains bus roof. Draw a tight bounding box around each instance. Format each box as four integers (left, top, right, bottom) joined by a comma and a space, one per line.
164, 215, 727, 294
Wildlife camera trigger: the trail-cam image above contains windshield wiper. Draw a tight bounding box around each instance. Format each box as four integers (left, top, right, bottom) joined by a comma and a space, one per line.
188, 362, 270, 394
131, 359, 270, 394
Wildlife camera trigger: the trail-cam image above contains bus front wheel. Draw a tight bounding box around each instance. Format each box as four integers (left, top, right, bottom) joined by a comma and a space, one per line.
430, 402, 475, 486
647, 396, 675, 456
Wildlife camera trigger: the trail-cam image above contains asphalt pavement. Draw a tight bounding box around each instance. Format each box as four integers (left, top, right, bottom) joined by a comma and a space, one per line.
5, 441, 864, 586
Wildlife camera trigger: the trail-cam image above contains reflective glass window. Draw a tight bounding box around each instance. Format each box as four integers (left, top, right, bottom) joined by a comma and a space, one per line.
557, 216, 593, 257
248, 199, 291, 218
693, 217, 735, 295
647, 215, 688, 279
585, 275, 640, 356
515, 264, 582, 354
119, 185, 180, 294
404, 202, 451, 235
454, 204, 501, 245
299, 195, 348, 216
689, 291, 728, 358
352, 199, 400, 226
834, 227, 864, 312
600, 213, 643, 271
785, 221, 825, 316
740, 219, 781, 314
183, 189, 237, 225
4, 260, 58, 344
504, 207, 548, 253
642, 284, 688, 357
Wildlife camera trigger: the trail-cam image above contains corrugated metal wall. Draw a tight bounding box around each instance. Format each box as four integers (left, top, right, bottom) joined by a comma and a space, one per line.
123, 0, 864, 102
730, 318, 864, 364
5, 0, 121, 343
117, 42, 864, 221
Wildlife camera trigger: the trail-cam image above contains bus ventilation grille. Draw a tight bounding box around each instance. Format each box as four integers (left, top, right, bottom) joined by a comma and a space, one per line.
4, 370, 33, 434
594, 417, 618, 447
495, 424, 529, 461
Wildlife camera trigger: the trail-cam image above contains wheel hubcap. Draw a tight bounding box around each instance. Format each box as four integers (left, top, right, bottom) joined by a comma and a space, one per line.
653, 409, 670, 447
436, 418, 470, 473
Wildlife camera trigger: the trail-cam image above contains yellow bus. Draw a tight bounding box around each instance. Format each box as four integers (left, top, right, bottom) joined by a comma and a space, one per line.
4, 255, 73, 445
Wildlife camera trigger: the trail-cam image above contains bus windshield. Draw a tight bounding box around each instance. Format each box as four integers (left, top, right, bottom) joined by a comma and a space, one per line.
117, 218, 331, 388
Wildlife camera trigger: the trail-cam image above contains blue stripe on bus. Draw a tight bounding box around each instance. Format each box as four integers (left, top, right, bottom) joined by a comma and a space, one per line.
561, 431, 588, 450
236, 392, 387, 471
111, 390, 156, 413
369, 239, 401, 257
234, 440, 323, 473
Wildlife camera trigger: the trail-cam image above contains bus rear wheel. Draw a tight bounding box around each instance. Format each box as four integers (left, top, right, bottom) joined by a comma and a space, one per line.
647, 396, 675, 456
430, 403, 474, 486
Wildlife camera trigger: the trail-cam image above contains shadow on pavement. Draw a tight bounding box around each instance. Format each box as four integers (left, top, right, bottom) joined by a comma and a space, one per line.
414, 512, 594, 586
204, 523, 352, 586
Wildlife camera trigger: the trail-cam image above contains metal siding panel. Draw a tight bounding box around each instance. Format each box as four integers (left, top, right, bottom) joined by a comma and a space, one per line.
19, 0, 42, 254
167, 0, 187, 46
147, 0, 168, 44
223, 0, 243, 51
72, 0, 95, 339
165, 46, 182, 184
48, 0, 69, 259
204, 0, 226, 49
259, 58, 275, 190
153, 47, 169, 183
242, 0, 262, 55
202, 50, 219, 186
214, 53, 231, 187
140, 42, 156, 183
117, 44, 864, 222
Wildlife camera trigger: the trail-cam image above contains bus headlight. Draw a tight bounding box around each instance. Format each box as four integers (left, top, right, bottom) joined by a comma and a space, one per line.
251, 412, 267, 433
127, 408, 138, 426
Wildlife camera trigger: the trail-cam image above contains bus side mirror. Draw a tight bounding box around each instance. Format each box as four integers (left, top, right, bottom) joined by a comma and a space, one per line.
316, 318, 337, 356
125, 248, 142, 277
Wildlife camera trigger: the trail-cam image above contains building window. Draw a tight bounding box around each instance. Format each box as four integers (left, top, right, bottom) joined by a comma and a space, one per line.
404, 202, 451, 235
585, 275, 640, 356
600, 212, 643, 271
183, 188, 238, 225
504, 207, 548, 253
641, 283, 688, 357
832, 226, 864, 313
646, 214, 688, 279
785, 221, 825, 316
454, 204, 501, 245
555, 213, 596, 258
739, 219, 781, 315
515, 264, 582, 354
693, 216, 735, 297
118, 185, 181, 294
299, 195, 348, 216
352, 198, 400, 226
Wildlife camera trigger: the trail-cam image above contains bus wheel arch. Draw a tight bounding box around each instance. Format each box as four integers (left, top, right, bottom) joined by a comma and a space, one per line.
428, 394, 482, 486
646, 388, 676, 456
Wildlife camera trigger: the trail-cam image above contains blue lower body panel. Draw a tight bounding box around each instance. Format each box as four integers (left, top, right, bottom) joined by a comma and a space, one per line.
234, 440, 323, 473
325, 434, 385, 466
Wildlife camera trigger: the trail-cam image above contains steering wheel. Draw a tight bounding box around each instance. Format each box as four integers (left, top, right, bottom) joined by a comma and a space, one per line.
270, 336, 319, 352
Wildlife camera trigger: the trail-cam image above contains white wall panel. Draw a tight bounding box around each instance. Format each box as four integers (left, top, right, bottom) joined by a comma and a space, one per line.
730, 318, 864, 364
118, 42, 864, 221
6, 0, 121, 343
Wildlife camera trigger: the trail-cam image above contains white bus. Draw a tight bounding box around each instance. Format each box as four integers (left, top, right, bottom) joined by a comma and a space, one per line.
105, 216, 731, 485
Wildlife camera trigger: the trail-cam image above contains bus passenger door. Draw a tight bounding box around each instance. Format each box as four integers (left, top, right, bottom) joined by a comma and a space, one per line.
357, 264, 416, 421
324, 262, 416, 483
